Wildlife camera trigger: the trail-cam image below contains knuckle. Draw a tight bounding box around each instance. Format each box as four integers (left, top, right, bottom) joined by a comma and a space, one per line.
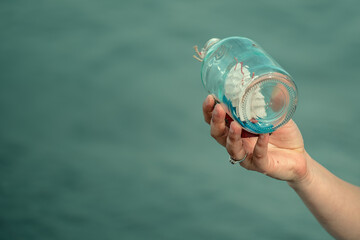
228, 133, 238, 142
226, 140, 234, 151
210, 131, 218, 138
226, 143, 241, 157
217, 138, 226, 147
227, 147, 236, 156
211, 115, 219, 123
253, 152, 263, 159
211, 129, 227, 141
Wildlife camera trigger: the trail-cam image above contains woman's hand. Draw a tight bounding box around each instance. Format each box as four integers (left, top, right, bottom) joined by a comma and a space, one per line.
204, 95, 360, 239
203, 95, 309, 182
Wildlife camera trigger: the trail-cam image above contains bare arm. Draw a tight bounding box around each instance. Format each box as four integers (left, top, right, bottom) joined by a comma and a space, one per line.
202, 95, 360, 240
288, 154, 360, 240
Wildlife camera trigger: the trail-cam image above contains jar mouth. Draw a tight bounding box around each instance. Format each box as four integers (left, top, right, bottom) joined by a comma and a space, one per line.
237, 73, 298, 134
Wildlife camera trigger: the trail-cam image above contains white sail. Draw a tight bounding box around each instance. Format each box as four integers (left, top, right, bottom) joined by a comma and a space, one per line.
224, 62, 267, 121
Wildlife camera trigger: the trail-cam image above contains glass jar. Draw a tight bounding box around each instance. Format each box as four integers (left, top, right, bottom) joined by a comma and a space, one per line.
194, 36, 298, 134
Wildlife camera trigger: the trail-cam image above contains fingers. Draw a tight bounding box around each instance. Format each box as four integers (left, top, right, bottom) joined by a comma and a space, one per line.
210, 104, 228, 146
203, 95, 228, 147
203, 95, 216, 124
226, 121, 246, 160
202, 94, 272, 172
241, 134, 270, 172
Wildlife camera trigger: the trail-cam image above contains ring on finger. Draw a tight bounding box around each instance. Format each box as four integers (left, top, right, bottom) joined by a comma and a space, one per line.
229, 153, 248, 165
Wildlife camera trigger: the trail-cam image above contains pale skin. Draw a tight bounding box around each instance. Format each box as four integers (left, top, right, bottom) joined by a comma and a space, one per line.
203, 95, 360, 240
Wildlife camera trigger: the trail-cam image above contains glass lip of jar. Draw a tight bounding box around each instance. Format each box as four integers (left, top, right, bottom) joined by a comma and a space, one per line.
238, 72, 298, 134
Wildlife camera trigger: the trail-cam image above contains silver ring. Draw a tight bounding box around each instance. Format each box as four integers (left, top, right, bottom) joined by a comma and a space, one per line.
229, 153, 248, 165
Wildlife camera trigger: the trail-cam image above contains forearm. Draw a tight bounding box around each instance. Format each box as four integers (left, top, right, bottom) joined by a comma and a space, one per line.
288, 152, 360, 240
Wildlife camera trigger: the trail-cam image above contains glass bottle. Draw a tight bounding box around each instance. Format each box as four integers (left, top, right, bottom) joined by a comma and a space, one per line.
194, 36, 298, 134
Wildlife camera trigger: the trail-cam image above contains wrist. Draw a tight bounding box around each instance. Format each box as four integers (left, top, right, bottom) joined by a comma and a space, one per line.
287, 152, 315, 190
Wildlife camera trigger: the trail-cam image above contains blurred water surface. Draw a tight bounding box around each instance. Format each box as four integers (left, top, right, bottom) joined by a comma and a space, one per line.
1, 0, 360, 239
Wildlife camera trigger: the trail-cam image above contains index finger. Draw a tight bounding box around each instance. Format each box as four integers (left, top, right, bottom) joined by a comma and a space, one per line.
202, 95, 216, 124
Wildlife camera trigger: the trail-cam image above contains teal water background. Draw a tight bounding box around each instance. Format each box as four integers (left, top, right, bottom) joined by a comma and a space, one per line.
1, 0, 360, 239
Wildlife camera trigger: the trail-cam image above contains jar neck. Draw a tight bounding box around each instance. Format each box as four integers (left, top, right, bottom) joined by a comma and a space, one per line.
193, 38, 220, 62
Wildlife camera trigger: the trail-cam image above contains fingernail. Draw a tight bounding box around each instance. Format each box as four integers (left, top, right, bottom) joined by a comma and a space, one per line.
206, 95, 212, 104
